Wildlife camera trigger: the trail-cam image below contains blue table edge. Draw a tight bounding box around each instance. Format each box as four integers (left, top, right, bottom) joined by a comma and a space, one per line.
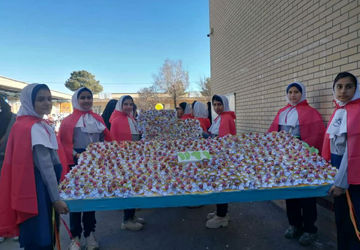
65, 184, 332, 212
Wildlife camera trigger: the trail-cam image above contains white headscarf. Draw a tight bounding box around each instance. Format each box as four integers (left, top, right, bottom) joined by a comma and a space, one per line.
73, 87, 105, 133
184, 103, 192, 114
279, 82, 306, 127
115, 95, 132, 112
114, 95, 138, 134
209, 95, 230, 135
285, 82, 307, 106
17, 83, 58, 149
193, 102, 208, 118
327, 75, 360, 138
72, 87, 92, 111
17, 83, 44, 118
218, 95, 230, 112
333, 76, 360, 107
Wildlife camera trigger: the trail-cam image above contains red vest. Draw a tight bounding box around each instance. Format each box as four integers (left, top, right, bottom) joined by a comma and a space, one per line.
109, 111, 133, 141
268, 100, 325, 151
322, 99, 360, 184
181, 114, 194, 120
195, 117, 211, 132
0, 116, 41, 237
216, 111, 236, 137
59, 109, 111, 165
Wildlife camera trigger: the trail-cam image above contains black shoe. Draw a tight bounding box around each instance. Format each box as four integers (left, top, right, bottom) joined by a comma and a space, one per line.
284, 226, 303, 239
299, 232, 317, 246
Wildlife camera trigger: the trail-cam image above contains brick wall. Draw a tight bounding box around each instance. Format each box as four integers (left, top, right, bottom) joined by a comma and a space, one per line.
209, 0, 360, 133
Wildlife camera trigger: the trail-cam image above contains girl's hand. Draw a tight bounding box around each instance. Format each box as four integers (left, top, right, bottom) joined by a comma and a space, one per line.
328, 185, 345, 197
53, 200, 69, 214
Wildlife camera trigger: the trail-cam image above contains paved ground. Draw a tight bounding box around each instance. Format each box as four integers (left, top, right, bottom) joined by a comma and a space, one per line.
0, 200, 336, 250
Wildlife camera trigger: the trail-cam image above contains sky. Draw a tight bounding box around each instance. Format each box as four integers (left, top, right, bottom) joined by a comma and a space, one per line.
0, 0, 210, 94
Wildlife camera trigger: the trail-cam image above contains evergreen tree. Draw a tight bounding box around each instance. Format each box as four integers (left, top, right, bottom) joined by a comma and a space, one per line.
65, 70, 103, 94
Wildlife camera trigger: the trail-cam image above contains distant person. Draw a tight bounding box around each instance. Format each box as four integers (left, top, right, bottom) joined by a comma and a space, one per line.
176, 107, 183, 119
133, 103, 138, 119
178, 102, 193, 120
101, 99, 118, 130
322, 72, 360, 250
0, 84, 69, 249
191, 100, 197, 107
176, 102, 186, 119
207, 101, 212, 124
268, 81, 325, 246
0, 96, 16, 172
0, 96, 17, 243
192, 101, 211, 135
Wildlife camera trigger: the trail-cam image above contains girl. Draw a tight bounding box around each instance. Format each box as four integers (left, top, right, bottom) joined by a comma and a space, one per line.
0, 83, 69, 249
206, 95, 236, 229
322, 72, 360, 250
0, 96, 17, 244
207, 101, 212, 125
0, 96, 16, 173
59, 87, 110, 250
178, 102, 193, 120
101, 99, 118, 130
109, 95, 145, 231
268, 82, 325, 246
192, 101, 211, 134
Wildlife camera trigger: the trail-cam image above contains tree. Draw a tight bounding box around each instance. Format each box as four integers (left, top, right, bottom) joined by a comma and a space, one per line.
137, 86, 159, 111
199, 77, 211, 97
65, 70, 103, 94
153, 59, 189, 107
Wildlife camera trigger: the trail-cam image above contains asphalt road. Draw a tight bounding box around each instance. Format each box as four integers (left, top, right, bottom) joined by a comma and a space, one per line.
1, 200, 336, 250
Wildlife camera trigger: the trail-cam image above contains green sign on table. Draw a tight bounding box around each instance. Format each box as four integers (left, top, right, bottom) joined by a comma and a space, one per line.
302, 142, 319, 154
177, 151, 212, 162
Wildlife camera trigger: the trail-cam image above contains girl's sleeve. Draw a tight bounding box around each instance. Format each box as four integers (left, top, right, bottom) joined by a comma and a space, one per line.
334, 145, 349, 189
268, 111, 280, 133
33, 145, 61, 202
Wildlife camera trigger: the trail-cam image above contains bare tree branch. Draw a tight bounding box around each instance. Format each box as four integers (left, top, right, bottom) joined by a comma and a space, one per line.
198, 77, 211, 97
153, 59, 189, 107
137, 86, 159, 111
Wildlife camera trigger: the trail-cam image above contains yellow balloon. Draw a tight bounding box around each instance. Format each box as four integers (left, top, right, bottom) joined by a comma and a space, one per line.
155, 103, 164, 110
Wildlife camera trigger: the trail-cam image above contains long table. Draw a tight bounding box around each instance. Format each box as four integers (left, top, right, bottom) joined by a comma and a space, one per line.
65, 184, 331, 212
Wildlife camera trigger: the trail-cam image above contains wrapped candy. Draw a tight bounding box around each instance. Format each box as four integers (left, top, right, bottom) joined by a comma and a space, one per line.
59, 131, 337, 200
137, 110, 202, 141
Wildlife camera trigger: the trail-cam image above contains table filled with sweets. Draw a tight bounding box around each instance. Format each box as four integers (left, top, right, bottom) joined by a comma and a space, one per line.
59, 110, 336, 212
